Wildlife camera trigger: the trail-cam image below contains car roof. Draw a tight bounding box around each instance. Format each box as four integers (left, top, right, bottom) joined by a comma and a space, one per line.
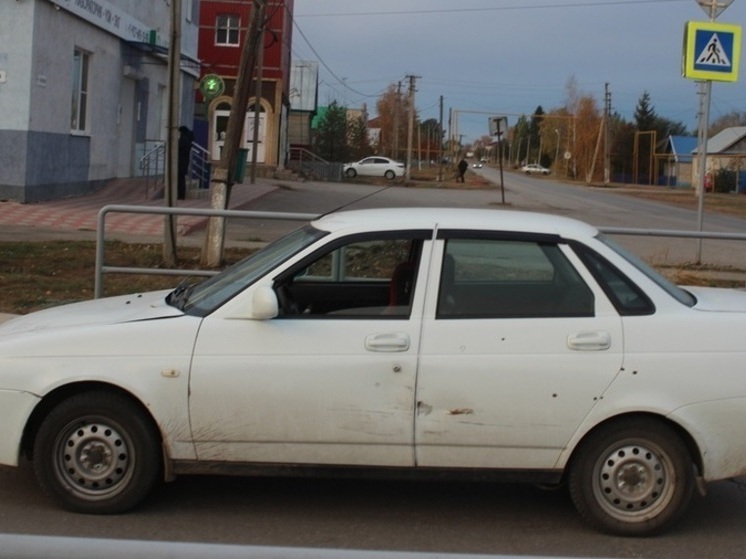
312, 208, 599, 239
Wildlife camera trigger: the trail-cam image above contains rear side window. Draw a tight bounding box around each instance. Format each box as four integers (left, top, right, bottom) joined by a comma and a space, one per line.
573, 244, 655, 316
437, 238, 594, 319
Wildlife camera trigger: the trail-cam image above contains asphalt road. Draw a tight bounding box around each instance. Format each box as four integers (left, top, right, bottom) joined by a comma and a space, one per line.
3, 461, 746, 557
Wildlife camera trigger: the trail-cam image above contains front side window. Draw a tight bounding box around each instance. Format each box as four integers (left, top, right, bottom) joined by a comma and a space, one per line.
274, 232, 428, 318
71, 49, 89, 132
437, 237, 594, 319
179, 225, 327, 316
215, 14, 240, 46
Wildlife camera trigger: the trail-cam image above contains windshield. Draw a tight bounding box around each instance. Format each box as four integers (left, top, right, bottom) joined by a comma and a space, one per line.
177, 225, 327, 316
597, 234, 696, 307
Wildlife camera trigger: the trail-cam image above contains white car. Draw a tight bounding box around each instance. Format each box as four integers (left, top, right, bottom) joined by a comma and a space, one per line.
521, 163, 550, 175
343, 157, 405, 180
3, 207, 746, 536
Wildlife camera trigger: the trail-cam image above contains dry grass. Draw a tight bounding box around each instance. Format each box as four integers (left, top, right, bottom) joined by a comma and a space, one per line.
0, 241, 251, 315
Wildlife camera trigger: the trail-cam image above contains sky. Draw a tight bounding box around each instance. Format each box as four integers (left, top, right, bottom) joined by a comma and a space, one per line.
290, 0, 746, 144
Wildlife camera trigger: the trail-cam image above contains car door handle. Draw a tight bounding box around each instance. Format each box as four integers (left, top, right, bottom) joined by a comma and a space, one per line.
365, 333, 410, 352
567, 330, 611, 351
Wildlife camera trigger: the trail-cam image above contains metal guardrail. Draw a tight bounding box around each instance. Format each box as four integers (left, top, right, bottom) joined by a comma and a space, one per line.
94, 205, 319, 298
599, 226, 746, 242
0, 534, 575, 559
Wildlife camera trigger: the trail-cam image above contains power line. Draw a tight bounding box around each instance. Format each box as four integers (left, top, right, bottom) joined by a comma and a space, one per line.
289, 9, 382, 99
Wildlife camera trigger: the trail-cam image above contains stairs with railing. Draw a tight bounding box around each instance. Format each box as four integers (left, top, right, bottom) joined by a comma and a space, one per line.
287, 147, 342, 182
139, 141, 211, 198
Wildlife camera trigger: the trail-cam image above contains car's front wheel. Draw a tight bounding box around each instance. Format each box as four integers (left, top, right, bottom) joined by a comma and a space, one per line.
384, 170, 396, 180
32, 391, 161, 514
345, 168, 357, 178
568, 418, 694, 536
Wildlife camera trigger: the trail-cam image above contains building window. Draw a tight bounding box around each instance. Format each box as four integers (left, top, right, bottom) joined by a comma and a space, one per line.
71, 49, 89, 132
215, 14, 240, 46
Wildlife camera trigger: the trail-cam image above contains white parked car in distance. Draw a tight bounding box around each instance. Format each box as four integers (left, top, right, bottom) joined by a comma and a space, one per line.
343, 157, 405, 180
521, 163, 550, 175
3, 207, 746, 536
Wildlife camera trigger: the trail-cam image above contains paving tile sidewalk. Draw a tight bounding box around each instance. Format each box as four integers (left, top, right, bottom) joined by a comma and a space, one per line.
0, 178, 277, 237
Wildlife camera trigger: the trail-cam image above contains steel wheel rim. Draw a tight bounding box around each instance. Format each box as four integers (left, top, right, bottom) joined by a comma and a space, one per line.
52, 417, 134, 501
592, 440, 676, 521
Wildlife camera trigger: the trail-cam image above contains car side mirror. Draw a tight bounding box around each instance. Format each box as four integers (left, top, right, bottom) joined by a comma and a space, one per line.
249, 285, 279, 320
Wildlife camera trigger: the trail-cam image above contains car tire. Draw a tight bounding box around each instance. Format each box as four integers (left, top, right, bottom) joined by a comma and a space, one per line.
384, 170, 396, 180
525, 171, 531, 175
345, 168, 357, 178
568, 418, 694, 536
32, 391, 161, 514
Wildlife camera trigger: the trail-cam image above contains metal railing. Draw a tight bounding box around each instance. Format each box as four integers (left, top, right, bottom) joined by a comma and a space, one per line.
94, 205, 318, 298
189, 143, 211, 190
139, 142, 166, 196
288, 147, 341, 181
140, 141, 212, 196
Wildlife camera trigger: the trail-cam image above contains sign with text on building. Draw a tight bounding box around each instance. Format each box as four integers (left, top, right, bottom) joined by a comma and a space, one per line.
683, 21, 741, 82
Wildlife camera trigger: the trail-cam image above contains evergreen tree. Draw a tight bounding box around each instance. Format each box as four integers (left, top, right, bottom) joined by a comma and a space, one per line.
634, 91, 657, 131
347, 115, 370, 161
314, 101, 349, 162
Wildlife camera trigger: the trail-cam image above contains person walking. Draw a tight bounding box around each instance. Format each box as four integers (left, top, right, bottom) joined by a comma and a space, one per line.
457, 158, 468, 183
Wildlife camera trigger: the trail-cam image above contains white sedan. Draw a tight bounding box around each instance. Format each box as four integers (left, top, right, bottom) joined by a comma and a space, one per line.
521, 163, 550, 175
2, 207, 746, 536
343, 156, 405, 180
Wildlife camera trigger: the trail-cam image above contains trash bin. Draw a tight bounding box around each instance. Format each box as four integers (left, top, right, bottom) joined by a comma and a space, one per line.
233, 148, 249, 183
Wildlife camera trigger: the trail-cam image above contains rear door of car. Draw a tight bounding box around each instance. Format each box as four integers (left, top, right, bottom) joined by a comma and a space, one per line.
414, 232, 624, 470
188, 230, 432, 468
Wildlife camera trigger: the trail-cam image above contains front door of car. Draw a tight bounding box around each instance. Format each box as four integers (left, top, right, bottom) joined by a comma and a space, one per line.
414, 235, 624, 470
188, 232, 431, 467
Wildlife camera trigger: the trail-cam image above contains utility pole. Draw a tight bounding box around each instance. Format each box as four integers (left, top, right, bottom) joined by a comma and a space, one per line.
202, 0, 264, 267
604, 82, 611, 185
405, 74, 419, 182
163, 0, 181, 266
438, 95, 444, 181
393, 81, 401, 160
249, 6, 265, 185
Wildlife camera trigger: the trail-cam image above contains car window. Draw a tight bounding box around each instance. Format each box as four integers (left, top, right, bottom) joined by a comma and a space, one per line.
437, 238, 594, 319
573, 241, 656, 316
181, 225, 327, 316
274, 233, 427, 318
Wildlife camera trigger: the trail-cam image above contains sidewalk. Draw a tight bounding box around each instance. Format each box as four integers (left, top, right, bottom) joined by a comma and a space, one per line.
0, 178, 277, 240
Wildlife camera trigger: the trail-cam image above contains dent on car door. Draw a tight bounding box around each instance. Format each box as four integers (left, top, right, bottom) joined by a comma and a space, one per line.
188, 231, 432, 468
415, 234, 624, 470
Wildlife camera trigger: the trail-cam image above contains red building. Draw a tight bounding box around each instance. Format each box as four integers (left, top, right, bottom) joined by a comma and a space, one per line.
196, 0, 294, 170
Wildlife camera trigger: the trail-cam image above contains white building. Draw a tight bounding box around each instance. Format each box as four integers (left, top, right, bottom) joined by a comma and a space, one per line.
0, 0, 199, 202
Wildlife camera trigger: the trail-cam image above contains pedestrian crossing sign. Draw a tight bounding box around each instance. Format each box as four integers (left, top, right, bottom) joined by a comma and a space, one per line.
683, 21, 741, 82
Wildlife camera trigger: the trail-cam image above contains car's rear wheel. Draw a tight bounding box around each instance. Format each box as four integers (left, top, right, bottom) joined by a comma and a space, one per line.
384, 170, 396, 180
568, 418, 694, 536
33, 391, 161, 514
345, 168, 357, 178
